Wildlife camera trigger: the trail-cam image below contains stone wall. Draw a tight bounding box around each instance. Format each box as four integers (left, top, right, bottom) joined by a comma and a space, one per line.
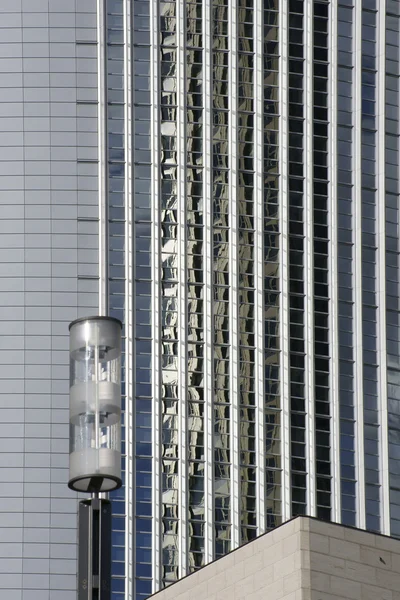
149, 517, 400, 600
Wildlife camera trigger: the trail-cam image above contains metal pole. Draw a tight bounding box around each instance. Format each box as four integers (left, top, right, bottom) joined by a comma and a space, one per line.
78, 498, 112, 600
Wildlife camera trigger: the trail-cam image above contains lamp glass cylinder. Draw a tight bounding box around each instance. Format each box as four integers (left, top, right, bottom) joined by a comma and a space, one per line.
68, 316, 122, 493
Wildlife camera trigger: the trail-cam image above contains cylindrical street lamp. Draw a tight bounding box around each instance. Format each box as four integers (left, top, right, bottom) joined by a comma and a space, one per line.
68, 316, 122, 600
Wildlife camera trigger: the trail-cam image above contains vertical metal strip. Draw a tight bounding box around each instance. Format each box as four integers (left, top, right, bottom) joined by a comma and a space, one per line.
377, 3, 390, 535
304, 0, 316, 517
123, 0, 133, 596
97, 0, 108, 315
177, 0, 188, 577
203, 0, 214, 564
254, 0, 265, 535
353, 0, 366, 530
228, 0, 240, 549
328, 0, 341, 524
278, 0, 291, 523
150, 0, 161, 589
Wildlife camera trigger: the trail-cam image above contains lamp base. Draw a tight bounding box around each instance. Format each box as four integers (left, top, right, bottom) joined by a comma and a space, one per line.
78, 498, 111, 600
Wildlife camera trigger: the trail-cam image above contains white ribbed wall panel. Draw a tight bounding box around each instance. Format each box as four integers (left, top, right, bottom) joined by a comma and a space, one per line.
377, 0, 390, 535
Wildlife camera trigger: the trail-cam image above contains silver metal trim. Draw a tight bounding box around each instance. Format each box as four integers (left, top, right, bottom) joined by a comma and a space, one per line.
328, 0, 341, 525
304, 0, 316, 517
177, 0, 188, 576
228, 0, 240, 549
353, 0, 366, 530
150, 0, 161, 589
279, 0, 291, 524
203, 0, 214, 565
123, 0, 133, 596
377, 3, 390, 536
254, 0, 266, 535
96, 0, 108, 316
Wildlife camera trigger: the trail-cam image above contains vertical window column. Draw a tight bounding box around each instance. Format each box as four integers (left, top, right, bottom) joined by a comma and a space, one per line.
287, 0, 307, 519
264, 0, 281, 531
212, 0, 231, 560
186, 0, 206, 573
313, 0, 331, 522
337, 0, 356, 529
133, 0, 153, 595
237, 0, 257, 545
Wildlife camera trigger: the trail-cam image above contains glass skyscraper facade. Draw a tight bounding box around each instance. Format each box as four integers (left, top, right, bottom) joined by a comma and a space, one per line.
0, 0, 400, 599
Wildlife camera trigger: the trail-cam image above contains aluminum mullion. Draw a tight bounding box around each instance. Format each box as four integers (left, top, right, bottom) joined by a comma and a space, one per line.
123, 1, 133, 596
203, 0, 214, 564
328, 0, 341, 525
304, 0, 316, 517
228, 0, 240, 549
377, 3, 390, 536
278, 0, 291, 523
254, 0, 265, 535
97, 0, 108, 315
150, 0, 161, 589
353, 0, 366, 531
177, 0, 188, 577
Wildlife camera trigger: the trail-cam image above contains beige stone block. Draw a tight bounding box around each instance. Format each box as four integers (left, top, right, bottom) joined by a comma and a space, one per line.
309, 533, 329, 555
257, 577, 284, 599
310, 593, 346, 600
295, 548, 310, 571
215, 585, 235, 600
299, 530, 310, 552
188, 582, 209, 600
283, 569, 302, 594
344, 527, 376, 548
281, 592, 299, 600
360, 544, 392, 570
310, 570, 331, 593
301, 589, 312, 600
273, 519, 300, 544
298, 517, 311, 534
329, 537, 361, 562
300, 564, 311, 591
206, 571, 227, 596
308, 520, 344, 540
283, 533, 301, 556
344, 560, 377, 585
376, 535, 400, 554
234, 540, 254, 564
177, 572, 201, 594
215, 555, 234, 575
243, 548, 264, 578
233, 573, 255, 600
360, 583, 392, 600
224, 559, 245, 586
273, 552, 296, 580
390, 550, 400, 573
264, 541, 283, 566
310, 551, 345, 577
375, 567, 400, 592
252, 563, 274, 592
330, 574, 361, 599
